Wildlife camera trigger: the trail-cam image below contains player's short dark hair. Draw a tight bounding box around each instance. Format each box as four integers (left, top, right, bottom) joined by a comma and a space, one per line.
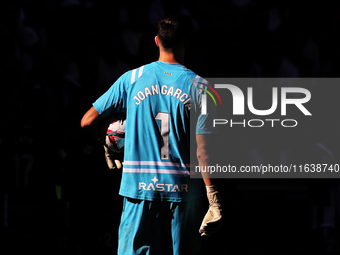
156, 14, 192, 50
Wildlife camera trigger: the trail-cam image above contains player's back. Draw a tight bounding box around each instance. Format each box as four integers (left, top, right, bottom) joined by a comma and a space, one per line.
120, 61, 203, 202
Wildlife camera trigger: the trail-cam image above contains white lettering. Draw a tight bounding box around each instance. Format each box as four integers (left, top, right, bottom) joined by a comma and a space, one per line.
179, 93, 188, 102
137, 91, 145, 100
164, 184, 172, 191
139, 181, 188, 192
230, 119, 246, 127
171, 184, 180, 192
161, 85, 168, 95
139, 182, 146, 190
151, 85, 159, 95
134, 96, 141, 105
265, 119, 280, 127
214, 84, 244, 115
156, 183, 164, 191
144, 87, 152, 98
248, 87, 278, 115
146, 183, 155, 191
201, 85, 312, 117
213, 119, 228, 127
281, 88, 312, 116
173, 88, 182, 98
212, 118, 299, 127
247, 119, 264, 127
281, 119, 298, 127
181, 184, 188, 192
183, 97, 191, 105
133, 85, 190, 106
167, 86, 174, 96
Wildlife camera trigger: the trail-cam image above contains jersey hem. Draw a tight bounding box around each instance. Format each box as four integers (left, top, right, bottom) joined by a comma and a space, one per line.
118, 191, 203, 202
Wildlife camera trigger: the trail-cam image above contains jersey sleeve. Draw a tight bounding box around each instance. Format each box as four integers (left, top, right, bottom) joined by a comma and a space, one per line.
190, 76, 217, 135
93, 71, 130, 118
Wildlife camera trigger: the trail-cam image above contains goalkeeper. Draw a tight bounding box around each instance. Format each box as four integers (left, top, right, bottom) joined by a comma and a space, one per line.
81, 14, 222, 254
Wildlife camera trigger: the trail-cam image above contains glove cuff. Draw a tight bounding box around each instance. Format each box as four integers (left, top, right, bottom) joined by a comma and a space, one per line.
206, 184, 222, 208
206, 184, 219, 194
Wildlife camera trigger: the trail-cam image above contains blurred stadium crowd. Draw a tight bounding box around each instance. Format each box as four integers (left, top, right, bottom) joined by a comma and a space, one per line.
1, 0, 340, 254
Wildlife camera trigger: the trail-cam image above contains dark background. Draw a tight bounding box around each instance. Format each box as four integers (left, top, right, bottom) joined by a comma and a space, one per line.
1, 0, 340, 254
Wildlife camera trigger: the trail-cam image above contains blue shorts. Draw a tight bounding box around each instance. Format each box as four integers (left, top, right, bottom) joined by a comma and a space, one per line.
118, 197, 202, 255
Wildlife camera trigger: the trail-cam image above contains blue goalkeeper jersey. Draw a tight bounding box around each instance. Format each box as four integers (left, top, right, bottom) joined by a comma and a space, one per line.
93, 61, 214, 202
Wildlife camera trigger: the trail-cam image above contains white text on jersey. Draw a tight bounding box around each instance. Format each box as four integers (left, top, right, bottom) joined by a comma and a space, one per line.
138, 178, 188, 192
133, 85, 191, 105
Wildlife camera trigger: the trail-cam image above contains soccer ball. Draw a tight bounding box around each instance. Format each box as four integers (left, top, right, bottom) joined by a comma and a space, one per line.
105, 117, 126, 153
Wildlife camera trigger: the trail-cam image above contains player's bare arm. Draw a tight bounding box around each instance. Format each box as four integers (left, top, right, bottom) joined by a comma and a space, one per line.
196, 134, 215, 187
81, 106, 124, 170
197, 134, 223, 236
81, 106, 102, 140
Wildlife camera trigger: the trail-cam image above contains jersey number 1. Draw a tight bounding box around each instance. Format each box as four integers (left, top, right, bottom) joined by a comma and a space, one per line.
155, 112, 169, 160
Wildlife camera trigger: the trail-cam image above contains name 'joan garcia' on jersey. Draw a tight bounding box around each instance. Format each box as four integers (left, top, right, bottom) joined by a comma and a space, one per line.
133, 84, 191, 105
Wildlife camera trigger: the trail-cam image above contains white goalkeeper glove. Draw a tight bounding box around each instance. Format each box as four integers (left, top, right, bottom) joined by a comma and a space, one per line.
103, 145, 123, 170
199, 184, 222, 236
